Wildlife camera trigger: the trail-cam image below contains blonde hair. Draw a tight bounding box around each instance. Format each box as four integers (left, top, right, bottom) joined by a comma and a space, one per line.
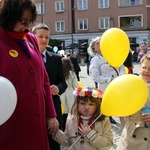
140, 51, 150, 63
88, 36, 101, 57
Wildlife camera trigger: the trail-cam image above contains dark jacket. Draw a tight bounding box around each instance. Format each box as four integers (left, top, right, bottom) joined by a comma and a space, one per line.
124, 50, 132, 67
44, 50, 67, 126
70, 55, 81, 73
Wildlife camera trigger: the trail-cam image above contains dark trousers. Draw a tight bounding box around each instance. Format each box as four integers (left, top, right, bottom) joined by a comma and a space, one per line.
48, 98, 62, 150
62, 113, 68, 131
75, 71, 80, 81
95, 82, 98, 88
48, 134, 60, 150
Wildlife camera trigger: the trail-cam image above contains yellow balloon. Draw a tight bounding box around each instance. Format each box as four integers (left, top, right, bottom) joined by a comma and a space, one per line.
101, 74, 148, 116
100, 28, 130, 68
61, 103, 65, 115
124, 67, 129, 74
78, 81, 83, 87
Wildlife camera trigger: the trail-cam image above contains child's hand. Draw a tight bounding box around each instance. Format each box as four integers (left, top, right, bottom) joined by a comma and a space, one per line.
47, 118, 59, 134
50, 85, 59, 95
142, 113, 150, 124
78, 123, 91, 136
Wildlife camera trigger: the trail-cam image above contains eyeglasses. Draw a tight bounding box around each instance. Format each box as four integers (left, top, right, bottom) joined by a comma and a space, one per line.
19, 19, 31, 26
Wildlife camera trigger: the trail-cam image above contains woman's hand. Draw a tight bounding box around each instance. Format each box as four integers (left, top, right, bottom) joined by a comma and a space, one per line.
47, 118, 59, 134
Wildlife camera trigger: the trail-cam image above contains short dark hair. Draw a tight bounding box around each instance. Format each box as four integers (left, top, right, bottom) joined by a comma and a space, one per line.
0, 0, 37, 31
32, 23, 50, 34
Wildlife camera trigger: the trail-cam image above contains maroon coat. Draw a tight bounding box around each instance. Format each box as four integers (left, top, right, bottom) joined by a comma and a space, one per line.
0, 27, 56, 150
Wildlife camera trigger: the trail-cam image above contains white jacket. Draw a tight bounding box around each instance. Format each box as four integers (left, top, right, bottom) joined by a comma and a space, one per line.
89, 53, 125, 92
60, 71, 78, 113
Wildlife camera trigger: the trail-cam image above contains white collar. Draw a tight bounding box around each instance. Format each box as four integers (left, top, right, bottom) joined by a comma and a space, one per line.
80, 115, 92, 120
42, 49, 46, 56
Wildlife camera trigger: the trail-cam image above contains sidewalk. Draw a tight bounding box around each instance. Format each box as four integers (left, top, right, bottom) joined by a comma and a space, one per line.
61, 62, 141, 150
80, 62, 140, 87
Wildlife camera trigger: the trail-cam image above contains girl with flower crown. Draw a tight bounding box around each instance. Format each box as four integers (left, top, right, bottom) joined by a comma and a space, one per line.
51, 87, 113, 150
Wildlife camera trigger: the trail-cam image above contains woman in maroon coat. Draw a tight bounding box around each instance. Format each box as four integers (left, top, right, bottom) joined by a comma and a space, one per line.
0, 0, 58, 150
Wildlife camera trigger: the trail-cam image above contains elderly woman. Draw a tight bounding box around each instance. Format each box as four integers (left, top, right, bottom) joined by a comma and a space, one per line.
88, 36, 126, 124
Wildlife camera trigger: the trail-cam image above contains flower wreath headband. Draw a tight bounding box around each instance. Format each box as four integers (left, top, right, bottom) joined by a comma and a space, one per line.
73, 87, 103, 99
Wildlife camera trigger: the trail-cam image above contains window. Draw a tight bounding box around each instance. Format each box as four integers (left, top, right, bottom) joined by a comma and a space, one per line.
119, 15, 143, 28
78, 0, 88, 10
35, 3, 44, 15
99, 17, 109, 29
78, 19, 88, 30
55, 1, 64, 12
99, 0, 109, 8
55, 21, 65, 32
119, 0, 142, 7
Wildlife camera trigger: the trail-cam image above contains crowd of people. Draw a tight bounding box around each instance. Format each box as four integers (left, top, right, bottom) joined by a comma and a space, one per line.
0, 0, 150, 150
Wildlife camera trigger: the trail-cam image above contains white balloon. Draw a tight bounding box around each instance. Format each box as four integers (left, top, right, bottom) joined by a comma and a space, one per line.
0, 76, 17, 125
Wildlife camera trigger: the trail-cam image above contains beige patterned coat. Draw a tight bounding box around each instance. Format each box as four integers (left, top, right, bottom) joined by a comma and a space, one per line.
117, 83, 150, 150
53, 114, 113, 150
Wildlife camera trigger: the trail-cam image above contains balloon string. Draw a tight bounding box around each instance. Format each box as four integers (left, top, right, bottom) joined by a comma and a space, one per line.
112, 67, 119, 76
68, 114, 102, 150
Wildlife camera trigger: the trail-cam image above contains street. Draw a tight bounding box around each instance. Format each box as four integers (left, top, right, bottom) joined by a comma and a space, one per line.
80, 62, 140, 87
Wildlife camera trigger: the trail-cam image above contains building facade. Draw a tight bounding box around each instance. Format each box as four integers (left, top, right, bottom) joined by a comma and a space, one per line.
33, 0, 150, 49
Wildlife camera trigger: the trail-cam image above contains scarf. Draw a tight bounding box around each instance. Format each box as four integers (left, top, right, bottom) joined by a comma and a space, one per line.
78, 115, 95, 138
6, 30, 31, 58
